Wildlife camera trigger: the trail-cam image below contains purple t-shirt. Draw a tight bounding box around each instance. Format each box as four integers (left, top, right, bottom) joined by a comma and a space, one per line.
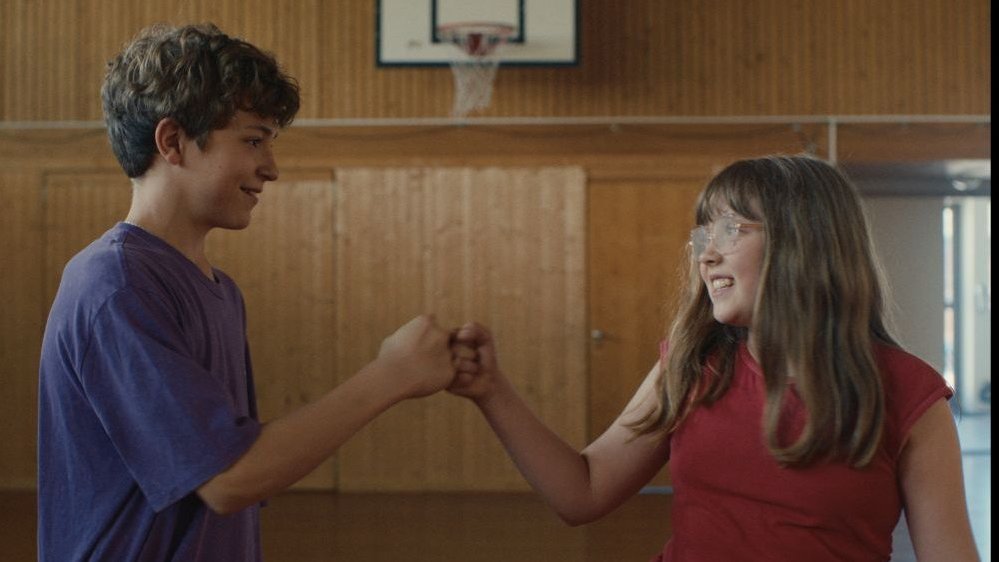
38, 223, 263, 561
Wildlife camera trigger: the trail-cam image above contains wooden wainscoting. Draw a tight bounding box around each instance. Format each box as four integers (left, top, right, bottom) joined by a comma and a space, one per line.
333, 167, 587, 492
0, 489, 674, 562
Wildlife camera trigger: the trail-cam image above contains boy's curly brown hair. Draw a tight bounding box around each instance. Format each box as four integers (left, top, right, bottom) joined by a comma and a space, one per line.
101, 23, 300, 177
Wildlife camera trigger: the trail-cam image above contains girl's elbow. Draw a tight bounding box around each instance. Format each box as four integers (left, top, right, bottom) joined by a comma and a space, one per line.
561, 514, 591, 527
555, 506, 602, 527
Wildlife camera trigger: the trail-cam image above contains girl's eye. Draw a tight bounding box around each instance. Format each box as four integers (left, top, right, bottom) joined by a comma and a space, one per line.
247, 138, 262, 147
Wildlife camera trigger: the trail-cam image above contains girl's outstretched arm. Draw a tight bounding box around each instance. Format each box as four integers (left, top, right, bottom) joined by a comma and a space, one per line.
449, 322, 670, 525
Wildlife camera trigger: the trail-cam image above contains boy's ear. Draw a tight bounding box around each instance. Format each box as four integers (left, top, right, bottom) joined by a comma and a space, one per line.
153, 117, 185, 165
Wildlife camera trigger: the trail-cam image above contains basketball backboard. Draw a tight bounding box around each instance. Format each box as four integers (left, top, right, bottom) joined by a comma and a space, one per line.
376, 0, 579, 66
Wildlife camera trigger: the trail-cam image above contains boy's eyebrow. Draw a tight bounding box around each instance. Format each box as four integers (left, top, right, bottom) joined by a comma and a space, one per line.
245, 123, 278, 139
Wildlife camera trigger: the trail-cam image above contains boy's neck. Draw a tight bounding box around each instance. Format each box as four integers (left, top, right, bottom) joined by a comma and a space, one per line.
125, 178, 215, 279
124, 213, 215, 279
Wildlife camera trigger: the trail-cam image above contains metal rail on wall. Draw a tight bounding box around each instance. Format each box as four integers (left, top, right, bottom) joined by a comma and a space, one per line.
1, 114, 990, 165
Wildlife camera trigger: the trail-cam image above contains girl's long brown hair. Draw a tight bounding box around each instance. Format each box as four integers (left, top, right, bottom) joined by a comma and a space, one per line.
630, 155, 897, 468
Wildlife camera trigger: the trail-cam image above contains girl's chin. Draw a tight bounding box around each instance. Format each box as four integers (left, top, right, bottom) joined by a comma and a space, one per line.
712, 311, 751, 327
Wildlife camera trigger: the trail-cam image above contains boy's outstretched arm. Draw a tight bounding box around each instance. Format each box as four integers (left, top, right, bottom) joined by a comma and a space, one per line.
197, 314, 473, 514
449, 322, 670, 526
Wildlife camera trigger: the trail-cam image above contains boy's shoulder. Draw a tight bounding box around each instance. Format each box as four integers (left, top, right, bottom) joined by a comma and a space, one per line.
58, 223, 207, 311
59, 224, 128, 297
55, 223, 247, 327
65, 224, 162, 287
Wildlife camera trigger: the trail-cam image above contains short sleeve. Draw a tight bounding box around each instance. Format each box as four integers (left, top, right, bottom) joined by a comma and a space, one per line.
878, 345, 954, 457
80, 287, 261, 511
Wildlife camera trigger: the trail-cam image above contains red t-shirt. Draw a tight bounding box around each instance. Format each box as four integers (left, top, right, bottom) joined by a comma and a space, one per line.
654, 342, 952, 562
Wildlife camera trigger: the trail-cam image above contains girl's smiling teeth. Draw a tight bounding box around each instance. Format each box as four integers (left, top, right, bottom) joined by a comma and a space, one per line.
712, 277, 734, 289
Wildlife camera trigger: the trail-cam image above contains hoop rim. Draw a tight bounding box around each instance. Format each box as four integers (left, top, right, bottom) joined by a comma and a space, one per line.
436, 21, 516, 40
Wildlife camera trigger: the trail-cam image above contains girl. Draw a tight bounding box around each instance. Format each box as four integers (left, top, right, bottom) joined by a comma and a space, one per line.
450, 155, 979, 561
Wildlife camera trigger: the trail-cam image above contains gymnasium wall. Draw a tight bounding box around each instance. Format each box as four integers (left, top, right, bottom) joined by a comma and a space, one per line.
0, 0, 990, 120
0, 0, 991, 491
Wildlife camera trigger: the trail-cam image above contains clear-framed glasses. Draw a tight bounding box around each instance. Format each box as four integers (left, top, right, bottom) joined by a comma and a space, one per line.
689, 214, 764, 257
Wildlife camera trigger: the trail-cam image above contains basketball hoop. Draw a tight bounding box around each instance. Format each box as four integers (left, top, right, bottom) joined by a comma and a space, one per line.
437, 22, 515, 118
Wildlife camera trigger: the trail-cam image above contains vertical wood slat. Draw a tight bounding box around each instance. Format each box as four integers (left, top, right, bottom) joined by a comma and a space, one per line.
334, 167, 586, 491
1, 0, 990, 121
0, 172, 46, 489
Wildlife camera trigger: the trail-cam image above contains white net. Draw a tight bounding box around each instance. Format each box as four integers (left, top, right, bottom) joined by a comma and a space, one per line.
448, 59, 501, 117
439, 23, 513, 118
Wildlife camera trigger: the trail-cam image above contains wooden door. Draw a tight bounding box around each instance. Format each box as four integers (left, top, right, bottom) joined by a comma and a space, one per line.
587, 177, 705, 487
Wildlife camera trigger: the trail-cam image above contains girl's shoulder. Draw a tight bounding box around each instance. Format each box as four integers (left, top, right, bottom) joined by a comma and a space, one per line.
873, 342, 954, 455
873, 342, 950, 392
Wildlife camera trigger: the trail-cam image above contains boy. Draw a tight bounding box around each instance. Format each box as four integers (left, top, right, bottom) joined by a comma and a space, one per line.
37, 23, 471, 561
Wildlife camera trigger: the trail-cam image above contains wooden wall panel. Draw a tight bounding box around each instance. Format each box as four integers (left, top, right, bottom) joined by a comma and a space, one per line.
0, 172, 44, 489
0, 123, 826, 180
271, 123, 827, 178
334, 167, 586, 491
206, 176, 337, 489
6, 120, 990, 177
835, 123, 992, 162
0, 0, 327, 121
1, 0, 990, 121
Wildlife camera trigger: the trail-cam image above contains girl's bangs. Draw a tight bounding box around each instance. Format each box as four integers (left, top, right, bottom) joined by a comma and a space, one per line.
696, 170, 763, 225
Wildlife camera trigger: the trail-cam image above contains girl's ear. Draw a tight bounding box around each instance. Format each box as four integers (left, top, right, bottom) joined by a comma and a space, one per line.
153, 117, 184, 165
